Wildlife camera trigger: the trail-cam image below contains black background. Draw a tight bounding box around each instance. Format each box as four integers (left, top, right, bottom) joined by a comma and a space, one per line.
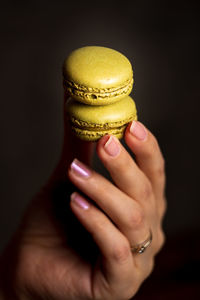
0, 0, 200, 298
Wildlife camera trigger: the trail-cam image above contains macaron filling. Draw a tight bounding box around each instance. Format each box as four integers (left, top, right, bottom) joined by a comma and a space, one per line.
70, 115, 135, 130
63, 78, 133, 103
71, 124, 129, 140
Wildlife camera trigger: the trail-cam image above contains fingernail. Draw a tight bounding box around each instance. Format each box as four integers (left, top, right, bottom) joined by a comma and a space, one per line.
71, 192, 90, 210
130, 121, 147, 141
70, 158, 91, 178
104, 135, 120, 157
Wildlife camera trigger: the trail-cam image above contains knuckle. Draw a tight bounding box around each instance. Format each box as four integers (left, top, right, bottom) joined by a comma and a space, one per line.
126, 208, 144, 230
140, 182, 153, 200
111, 241, 130, 264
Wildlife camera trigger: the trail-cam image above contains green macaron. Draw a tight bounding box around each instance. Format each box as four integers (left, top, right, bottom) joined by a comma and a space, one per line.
65, 96, 137, 141
63, 46, 133, 105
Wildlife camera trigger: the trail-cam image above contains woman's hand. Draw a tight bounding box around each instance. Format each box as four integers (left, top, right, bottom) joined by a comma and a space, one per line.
0, 121, 166, 300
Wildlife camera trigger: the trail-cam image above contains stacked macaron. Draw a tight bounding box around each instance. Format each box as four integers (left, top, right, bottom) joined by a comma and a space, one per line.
63, 46, 137, 141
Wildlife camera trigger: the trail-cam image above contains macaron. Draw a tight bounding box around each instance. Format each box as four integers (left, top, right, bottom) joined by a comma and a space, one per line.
63, 46, 133, 105
65, 96, 137, 141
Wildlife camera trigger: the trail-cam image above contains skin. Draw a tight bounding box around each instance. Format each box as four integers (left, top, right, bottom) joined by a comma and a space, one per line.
0, 116, 166, 300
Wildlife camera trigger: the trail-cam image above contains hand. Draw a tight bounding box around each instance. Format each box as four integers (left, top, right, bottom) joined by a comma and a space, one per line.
0, 121, 166, 300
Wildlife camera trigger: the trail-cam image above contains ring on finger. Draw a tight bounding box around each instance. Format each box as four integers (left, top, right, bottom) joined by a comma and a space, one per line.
130, 229, 153, 254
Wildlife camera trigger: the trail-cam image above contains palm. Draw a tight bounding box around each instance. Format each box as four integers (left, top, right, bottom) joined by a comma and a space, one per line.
15, 181, 105, 300
23, 240, 95, 300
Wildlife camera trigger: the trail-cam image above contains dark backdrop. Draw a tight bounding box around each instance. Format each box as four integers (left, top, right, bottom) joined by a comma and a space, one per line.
0, 0, 200, 298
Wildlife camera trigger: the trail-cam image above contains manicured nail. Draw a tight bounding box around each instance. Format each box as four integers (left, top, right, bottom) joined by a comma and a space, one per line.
130, 121, 147, 141
71, 192, 90, 210
70, 158, 91, 178
104, 135, 120, 157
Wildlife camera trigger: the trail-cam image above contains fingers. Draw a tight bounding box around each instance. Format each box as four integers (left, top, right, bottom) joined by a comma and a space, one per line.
68, 159, 149, 242
125, 121, 166, 202
70, 190, 157, 296
96, 135, 153, 208
67, 134, 165, 297
70, 192, 138, 297
68, 159, 160, 281
70, 192, 132, 265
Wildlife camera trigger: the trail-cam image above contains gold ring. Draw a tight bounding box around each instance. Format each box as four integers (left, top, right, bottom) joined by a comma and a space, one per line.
130, 230, 153, 254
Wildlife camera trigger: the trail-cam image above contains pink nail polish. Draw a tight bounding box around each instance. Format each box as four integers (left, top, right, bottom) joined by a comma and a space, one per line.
130, 121, 147, 141
71, 159, 91, 178
71, 192, 90, 210
104, 136, 120, 157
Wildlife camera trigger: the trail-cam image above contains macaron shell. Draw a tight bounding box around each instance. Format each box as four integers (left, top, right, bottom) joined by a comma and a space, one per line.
63, 46, 133, 89
65, 96, 137, 128
63, 46, 133, 105
65, 95, 137, 141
